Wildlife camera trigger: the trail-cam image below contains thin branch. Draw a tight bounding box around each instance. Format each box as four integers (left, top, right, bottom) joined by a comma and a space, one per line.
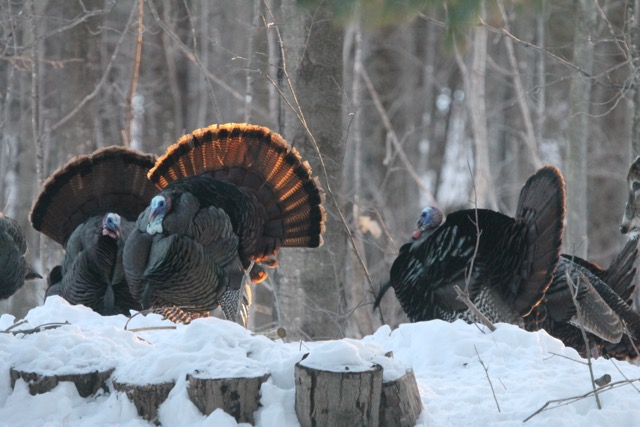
454, 285, 496, 332
359, 67, 436, 206
261, 3, 381, 324
1, 322, 69, 335
523, 378, 640, 422
474, 345, 501, 412
124, 0, 144, 147
50, 2, 139, 133
565, 268, 602, 410
147, 0, 224, 123
126, 326, 177, 333
496, 0, 542, 170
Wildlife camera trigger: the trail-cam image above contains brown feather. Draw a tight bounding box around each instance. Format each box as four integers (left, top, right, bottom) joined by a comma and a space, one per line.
30, 146, 158, 246
147, 123, 326, 254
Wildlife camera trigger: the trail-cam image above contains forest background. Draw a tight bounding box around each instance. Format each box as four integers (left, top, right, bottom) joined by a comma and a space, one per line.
1, 0, 638, 341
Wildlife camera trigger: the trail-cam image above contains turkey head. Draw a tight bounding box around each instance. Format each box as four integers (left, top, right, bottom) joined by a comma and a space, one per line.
124, 123, 325, 326
30, 146, 157, 315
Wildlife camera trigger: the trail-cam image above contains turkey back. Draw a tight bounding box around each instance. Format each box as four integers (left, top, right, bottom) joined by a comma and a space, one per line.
30, 146, 158, 246
147, 123, 326, 258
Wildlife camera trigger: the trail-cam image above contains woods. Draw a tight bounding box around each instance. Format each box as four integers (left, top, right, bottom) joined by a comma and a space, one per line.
0, 0, 637, 340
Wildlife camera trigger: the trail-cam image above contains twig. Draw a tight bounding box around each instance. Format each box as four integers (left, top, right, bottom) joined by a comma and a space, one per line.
523, 378, 640, 422
1, 322, 69, 335
454, 285, 496, 332
565, 268, 602, 409
50, 1, 138, 133
4, 319, 28, 332
609, 359, 640, 393
359, 67, 436, 205
474, 345, 500, 412
126, 326, 177, 333
457, 162, 495, 332
261, 3, 381, 324
545, 351, 588, 365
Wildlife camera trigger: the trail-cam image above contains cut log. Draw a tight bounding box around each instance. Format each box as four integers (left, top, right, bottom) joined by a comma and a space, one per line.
9, 367, 114, 397
294, 362, 383, 427
112, 380, 176, 423
380, 369, 423, 427
187, 371, 270, 424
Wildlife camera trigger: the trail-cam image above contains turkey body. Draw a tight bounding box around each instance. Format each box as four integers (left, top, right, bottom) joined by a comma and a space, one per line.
123, 123, 325, 324
377, 165, 566, 326
31, 146, 157, 315
526, 239, 640, 360
0, 213, 41, 299
55, 214, 140, 315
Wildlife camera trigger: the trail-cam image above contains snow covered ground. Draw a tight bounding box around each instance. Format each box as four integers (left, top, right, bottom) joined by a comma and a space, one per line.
1, 297, 639, 427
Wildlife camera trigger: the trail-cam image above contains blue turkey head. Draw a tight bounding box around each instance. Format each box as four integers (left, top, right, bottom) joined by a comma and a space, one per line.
412, 207, 444, 240
102, 213, 121, 239
147, 194, 171, 235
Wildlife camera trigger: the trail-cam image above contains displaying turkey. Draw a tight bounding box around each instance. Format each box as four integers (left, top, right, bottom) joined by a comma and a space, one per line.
30, 146, 158, 315
0, 213, 42, 299
375, 165, 566, 326
620, 155, 640, 238
526, 239, 640, 360
123, 123, 325, 326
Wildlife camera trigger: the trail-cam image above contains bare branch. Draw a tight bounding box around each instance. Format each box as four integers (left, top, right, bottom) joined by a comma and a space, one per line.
524, 378, 640, 422
564, 267, 602, 410
474, 345, 501, 412
50, 2, 139, 133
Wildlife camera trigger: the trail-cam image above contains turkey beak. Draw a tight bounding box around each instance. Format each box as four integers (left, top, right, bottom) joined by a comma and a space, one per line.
146, 195, 167, 235
102, 213, 121, 239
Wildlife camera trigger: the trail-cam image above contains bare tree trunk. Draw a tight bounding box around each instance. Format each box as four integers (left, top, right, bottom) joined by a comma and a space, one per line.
566, 0, 596, 258
630, 0, 640, 157
272, 0, 347, 340
456, 4, 497, 210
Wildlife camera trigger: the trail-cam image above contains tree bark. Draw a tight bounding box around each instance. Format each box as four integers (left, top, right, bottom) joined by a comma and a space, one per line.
294, 362, 383, 427
11, 367, 114, 397
112, 379, 176, 422
273, 0, 347, 340
187, 372, 270, 424
565, 0, 596, 258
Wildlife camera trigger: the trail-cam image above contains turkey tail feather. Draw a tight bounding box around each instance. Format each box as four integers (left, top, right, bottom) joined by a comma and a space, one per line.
148, 123, 325, 249
30, 146, 157, 246
600, 238, 639, 303
514, 165, 566, 316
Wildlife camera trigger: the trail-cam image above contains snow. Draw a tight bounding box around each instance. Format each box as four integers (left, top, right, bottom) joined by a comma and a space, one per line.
2, 297, 640, 427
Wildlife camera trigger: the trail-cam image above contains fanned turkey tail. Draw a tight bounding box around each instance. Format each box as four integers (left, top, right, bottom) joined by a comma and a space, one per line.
513, 165, 566, 316
147, 123, 326, 281
30, 146, 158, 246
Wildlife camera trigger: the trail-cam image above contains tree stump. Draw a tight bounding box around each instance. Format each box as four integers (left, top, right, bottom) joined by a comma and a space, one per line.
379, 369, 423, 427
112, 380, 176, 423
187, 371, 270, 424
294, 362, 383, 427
9, 367, 114, 397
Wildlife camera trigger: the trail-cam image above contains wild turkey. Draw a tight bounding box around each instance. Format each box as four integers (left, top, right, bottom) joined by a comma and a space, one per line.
375, 165, 566, 326
0, 213, 42, 299
525, 239, 640, 360
123, 123, 325, 325
30, 146, 158, 315
621, 156, 640, 237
